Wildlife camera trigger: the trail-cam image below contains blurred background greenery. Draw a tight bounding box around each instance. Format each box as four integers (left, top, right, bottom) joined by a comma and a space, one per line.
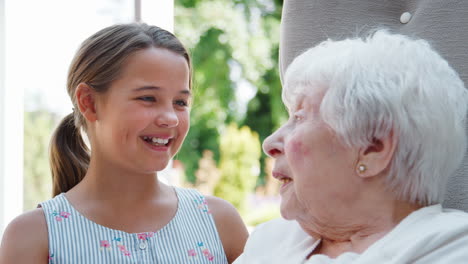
24, 0, 286, 226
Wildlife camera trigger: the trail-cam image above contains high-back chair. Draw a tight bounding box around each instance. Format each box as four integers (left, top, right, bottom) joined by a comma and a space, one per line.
279, 0, 468, 211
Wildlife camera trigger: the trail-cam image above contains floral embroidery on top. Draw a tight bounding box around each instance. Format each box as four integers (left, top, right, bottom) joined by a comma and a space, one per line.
194, 196, 211, 214
188, 249, 197, 258
137, 232, 154, 241
100, 240, 111, 251
117, 243, 131, 256
48, 253, 54, 264
114, 237, 131, 256
99, 237, 131, 256
51, 210, 71, 222
202, 248, 214, 261
188, 242, 214, 261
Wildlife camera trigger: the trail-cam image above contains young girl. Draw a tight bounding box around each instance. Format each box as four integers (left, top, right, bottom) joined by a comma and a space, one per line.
0, 23, 248, 263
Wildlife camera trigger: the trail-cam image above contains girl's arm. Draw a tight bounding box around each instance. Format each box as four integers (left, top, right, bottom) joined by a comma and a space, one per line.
0, 208, 48, 264
206, 196, 249, 264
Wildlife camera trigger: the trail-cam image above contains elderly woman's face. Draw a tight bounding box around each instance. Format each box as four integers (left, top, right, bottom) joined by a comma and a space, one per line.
263, 88, 358, 223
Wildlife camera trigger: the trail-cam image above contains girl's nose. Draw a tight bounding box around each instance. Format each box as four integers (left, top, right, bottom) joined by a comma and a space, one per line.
155, 108, 179, 128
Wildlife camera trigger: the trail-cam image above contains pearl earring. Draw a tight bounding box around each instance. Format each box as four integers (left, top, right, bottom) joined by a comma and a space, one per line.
358, 164, 367, 173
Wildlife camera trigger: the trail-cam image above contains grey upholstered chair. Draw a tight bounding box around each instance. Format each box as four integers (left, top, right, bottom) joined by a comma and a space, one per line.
279, 0, 468, 211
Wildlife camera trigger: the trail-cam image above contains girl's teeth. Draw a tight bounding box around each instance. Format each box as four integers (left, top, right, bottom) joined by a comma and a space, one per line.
151, 138, 169, 144
144, 136, 170, 145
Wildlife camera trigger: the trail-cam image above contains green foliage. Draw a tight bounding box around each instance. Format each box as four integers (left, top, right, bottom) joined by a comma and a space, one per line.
243, 204, 281, 227
23, 111, 57, 210
174, 0, 284, 183
242, 45, 288, 186
214, 123, 261, 212
176, 0, 197, 8
177, 27, 235, 182
244, 53, 287, 142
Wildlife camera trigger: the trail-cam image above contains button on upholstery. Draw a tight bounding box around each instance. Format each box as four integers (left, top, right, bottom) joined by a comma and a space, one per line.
400, 12, 412, 24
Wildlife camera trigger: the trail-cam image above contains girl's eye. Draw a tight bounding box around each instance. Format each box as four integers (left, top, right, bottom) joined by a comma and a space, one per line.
175, 100, 188, 107
138, 96, 156, 102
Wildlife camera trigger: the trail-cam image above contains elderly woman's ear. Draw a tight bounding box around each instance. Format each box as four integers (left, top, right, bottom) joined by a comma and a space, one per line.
356, 132, 396, 178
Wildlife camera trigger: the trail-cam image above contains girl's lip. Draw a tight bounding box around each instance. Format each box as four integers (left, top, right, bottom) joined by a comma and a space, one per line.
141, 134, 173, 139
142, 140, 170, 151
141, 136, 173, 152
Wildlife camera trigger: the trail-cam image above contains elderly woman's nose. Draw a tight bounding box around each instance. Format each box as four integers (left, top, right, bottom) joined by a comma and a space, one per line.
263, 132, 283, 158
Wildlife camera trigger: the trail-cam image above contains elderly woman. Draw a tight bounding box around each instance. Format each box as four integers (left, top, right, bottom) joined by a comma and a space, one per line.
235, 30, 468, 263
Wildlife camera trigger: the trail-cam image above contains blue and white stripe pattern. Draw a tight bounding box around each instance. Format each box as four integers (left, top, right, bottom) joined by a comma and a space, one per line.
40, 187, 227, 263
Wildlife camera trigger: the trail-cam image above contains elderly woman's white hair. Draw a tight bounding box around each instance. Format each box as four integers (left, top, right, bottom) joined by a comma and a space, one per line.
283, 29, 468, 205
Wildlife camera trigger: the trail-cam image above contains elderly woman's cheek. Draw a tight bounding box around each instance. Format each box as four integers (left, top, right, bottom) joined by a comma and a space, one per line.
285, 139, 310, 164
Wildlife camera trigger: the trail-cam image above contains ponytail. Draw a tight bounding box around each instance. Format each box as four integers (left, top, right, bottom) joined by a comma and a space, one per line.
49, 113, 90, 196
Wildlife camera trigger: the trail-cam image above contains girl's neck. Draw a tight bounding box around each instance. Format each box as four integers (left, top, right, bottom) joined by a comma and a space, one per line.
65, 167, 178, 234
71, 157, 168, 204
62, 153, 179, 234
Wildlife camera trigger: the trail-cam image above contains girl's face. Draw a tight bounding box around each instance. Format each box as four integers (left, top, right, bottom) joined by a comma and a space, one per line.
92, 47, 191, 175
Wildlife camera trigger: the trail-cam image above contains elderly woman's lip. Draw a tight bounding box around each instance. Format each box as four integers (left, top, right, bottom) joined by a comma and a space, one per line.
272, 171, 291, 180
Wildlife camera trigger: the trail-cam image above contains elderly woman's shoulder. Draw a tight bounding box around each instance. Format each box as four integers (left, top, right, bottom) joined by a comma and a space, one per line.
250, 218, 316, 249
252, 218, 302, 237
237, 218, 318, 263
397, 205, 468, 235
425, 205, 468, 228
370, 205, 468, 262
431, 206, 468, 232
365, 205, 468, 261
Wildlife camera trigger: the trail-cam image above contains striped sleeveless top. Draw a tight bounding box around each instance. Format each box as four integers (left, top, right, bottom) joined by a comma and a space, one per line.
40, 187, 228, 264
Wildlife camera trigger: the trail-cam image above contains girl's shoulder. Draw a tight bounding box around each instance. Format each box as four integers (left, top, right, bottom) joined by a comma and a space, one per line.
174, 187, 242, 219
173, 187, 248, 262
173, 187, 246, 230
0, 208, 48, 263
203, 195, 249, 263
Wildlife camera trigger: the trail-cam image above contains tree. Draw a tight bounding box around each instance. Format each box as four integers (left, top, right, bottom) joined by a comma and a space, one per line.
214, 123, 261, 212
174, 0, 284, 183
23, 111, 58, 210
242, 45, 288, 186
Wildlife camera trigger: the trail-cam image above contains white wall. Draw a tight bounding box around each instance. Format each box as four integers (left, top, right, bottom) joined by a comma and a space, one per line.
0, 0, 24, 238
0, 0, 6, 237
141, 0, 174, 32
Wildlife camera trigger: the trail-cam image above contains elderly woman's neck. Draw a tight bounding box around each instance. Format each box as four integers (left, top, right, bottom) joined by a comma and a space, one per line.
301, 200, 422, 258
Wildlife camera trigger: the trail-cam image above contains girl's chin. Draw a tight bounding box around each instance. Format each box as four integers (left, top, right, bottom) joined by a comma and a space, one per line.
140, 164, 170, 174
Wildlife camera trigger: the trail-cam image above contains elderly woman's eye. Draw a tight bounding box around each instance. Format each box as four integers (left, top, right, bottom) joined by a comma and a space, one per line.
294, 113, 304, 121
